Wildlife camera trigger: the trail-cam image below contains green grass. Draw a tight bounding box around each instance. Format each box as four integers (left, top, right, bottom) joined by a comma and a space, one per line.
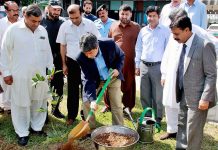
0, 90, 218, 150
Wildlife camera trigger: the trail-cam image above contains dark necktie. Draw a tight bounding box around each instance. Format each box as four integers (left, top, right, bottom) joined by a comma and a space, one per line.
177, 44, 187, 90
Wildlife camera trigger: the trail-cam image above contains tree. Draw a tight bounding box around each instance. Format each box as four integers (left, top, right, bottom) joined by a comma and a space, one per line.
21, 0, 34, 6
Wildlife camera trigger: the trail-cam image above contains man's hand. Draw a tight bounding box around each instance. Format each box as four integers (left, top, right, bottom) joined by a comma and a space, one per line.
4, 75, 13, 85
198, 100, 209, 110
90, 101, 98, 111
62, 64, 68, 76
135, 68, 140, 76
161, 79, 165, 87
111, 69, 119, 78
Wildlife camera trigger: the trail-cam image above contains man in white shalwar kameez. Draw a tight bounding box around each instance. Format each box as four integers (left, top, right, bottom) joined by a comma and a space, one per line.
160, 8, 218, 140
0, 5, 53, 146
159, 0, 182, 140
0, 1, 20, 113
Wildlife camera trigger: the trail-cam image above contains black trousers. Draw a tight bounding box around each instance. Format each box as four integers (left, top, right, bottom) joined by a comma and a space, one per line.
66, 57, 81, 120
50, 65, 64, 98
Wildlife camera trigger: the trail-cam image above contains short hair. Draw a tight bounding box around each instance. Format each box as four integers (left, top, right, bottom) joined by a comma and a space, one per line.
169, 8, 188, 22
146, 6, 160, 15
80, 33, 98, 52
119, 4, 132, 12
83, 0, 92, 7
170, 16, 192, 31
25, 4, 42, 17
4, 1, 17, 11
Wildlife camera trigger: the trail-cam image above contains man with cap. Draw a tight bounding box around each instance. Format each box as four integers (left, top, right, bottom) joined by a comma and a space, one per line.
83, 0, 97, 22
77, 33, 124, 129
94, 4, 115, 38
41, 0, 65, 119
94, 4, 115, 113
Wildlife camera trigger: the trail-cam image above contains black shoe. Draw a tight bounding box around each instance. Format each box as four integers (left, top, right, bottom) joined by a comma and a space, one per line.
80, 110, 85, 121
18, 136, 29, 146
0, 107, 4, 114
52, 110, 65, 119
30, 128, 47, 137
160, 132, 177, 140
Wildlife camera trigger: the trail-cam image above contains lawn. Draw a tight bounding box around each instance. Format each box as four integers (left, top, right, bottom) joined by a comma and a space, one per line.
0, 88, 218, 150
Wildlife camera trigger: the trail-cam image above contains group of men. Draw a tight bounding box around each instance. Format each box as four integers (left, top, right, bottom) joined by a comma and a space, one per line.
0, 0, 217, 149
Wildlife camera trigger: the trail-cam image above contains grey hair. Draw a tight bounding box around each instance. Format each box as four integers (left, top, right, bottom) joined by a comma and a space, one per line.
25, 4, 42, 17
80, 33, 98, 52
169, 8, 188, 22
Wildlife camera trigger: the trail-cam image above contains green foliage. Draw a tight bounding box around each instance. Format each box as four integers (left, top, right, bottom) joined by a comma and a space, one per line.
21, 0, 35, 6
0, 91, 218, 149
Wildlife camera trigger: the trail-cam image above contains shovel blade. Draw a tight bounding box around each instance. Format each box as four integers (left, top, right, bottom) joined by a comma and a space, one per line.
68, 120, 90, 140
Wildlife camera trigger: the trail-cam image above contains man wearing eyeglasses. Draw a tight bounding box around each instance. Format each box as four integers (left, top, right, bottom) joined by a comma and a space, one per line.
0, 1, 20, 114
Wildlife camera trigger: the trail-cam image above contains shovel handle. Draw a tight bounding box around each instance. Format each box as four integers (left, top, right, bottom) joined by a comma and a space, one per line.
86, 70, 112, 121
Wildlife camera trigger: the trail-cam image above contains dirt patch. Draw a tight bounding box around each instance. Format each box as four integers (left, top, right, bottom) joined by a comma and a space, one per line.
93, 132, 135, 147
0, 137, 21, 150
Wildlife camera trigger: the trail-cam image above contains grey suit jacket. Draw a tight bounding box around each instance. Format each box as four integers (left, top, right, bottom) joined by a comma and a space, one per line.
176, 34, 217, 108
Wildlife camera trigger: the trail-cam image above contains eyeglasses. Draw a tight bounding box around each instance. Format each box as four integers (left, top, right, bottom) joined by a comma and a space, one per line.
8, 9, 19, 13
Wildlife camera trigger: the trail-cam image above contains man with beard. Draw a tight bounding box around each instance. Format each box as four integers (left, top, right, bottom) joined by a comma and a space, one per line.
41, 0, 65, 119
1, 4, 53, 146
108, 4, 140, 113
0, 1, 20, 114
82, 0, 97, 22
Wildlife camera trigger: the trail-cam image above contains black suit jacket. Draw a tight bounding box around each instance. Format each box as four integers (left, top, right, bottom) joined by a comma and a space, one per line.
77, 38, 125, 101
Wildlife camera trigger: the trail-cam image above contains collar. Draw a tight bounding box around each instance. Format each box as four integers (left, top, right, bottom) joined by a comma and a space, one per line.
185, 0, 198, 6
70, 18, 85, 27
18, 19, 41, 31
170, 2, 181, 8
99, 18, 113, 24
185, 33, 195, 48
147, 23, 161, 30
118, 20, 132, 28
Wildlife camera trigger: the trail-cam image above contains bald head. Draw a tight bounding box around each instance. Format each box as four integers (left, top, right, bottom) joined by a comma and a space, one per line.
67, 4, 83, 26
67, 4, 82, 15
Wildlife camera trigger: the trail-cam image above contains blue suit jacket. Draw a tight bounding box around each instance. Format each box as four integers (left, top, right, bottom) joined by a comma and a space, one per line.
77, 38, 125, 101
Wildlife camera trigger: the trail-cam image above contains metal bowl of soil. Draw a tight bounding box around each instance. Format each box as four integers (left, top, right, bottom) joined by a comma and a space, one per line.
91, 125, 139, 150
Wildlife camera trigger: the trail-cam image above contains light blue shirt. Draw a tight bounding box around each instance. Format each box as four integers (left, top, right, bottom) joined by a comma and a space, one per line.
94, 18, 115, 37
180, 0, 207, 29
135, 24, 170, 68
94, 49, 109, 80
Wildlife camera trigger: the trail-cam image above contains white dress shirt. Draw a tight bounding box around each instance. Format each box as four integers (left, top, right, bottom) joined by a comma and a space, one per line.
56, 18, 101, 60
135, 24, 170, 68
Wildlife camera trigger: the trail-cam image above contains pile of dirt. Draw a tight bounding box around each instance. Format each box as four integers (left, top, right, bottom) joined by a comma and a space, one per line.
94, 132, 135, 147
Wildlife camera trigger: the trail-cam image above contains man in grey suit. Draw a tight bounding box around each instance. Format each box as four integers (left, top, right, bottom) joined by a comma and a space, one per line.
170, 15, 217, 149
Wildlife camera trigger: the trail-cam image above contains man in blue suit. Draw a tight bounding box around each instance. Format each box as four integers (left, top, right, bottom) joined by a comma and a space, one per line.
77, 33, 124, 129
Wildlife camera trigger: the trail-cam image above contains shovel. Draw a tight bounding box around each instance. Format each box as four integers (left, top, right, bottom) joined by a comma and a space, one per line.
123, 107, 137, 130
61, 74, 112, 150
